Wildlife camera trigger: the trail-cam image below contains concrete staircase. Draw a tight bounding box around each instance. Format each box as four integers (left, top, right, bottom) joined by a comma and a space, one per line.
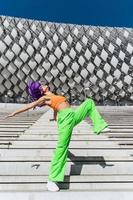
0, 105, 133, 199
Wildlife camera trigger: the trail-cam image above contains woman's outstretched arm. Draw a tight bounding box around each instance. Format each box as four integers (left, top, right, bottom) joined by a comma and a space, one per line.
5, 96, 46, 118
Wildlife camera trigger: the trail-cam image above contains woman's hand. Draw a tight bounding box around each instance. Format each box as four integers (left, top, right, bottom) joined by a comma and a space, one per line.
49, 118, 56, 121
4, 112, 16, 119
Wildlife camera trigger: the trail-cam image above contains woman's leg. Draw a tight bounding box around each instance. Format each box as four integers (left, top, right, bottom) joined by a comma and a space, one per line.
48, 108, 75, 182
73, 98, 108, 134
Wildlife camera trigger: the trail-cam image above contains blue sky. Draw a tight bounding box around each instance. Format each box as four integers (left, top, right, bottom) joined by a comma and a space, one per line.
0, 0, 133, 27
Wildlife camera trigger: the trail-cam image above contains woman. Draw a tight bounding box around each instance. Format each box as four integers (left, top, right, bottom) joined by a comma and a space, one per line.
6, 81, 110, 192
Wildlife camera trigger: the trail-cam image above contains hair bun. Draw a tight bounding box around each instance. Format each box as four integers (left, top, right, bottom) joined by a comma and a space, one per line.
26, 81, 43, 101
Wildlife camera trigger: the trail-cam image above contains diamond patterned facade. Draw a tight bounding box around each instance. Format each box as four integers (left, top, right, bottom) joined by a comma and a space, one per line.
0, 16, 133, 105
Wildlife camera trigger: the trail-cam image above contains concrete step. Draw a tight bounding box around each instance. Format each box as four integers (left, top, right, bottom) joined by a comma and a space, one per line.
0, 140, 130, 149
0, 191, 132, 200
0, 148, 133, 160
1, 134, 133, 141
0, 161, 133, 175
1, 182, 133, 191
1, 174, 133, 183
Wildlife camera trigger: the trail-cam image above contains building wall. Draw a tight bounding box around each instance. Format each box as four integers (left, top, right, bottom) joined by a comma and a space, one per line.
0, 16, 133, 105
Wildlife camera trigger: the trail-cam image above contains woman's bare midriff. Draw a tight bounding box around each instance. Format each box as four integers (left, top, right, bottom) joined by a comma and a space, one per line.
56, 101, 71, 111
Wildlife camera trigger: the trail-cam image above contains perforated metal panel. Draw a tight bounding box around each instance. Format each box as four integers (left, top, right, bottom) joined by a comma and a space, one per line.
0, 16, 133, 105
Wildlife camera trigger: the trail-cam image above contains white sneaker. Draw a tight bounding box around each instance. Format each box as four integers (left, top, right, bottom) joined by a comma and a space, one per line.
101, 127, 111, 133
46, 181, 60, 192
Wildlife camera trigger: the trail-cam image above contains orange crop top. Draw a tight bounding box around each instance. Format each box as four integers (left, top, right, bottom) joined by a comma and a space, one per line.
48, 94, 67, 110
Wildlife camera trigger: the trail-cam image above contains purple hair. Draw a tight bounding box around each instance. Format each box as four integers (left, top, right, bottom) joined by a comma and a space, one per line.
26, 81, 44, 101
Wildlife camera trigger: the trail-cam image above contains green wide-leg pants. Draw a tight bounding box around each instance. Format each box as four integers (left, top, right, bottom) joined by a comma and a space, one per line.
48, 98, 108, 182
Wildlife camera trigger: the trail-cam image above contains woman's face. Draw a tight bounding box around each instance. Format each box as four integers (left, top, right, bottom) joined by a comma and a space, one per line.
40, 85, 49, 93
